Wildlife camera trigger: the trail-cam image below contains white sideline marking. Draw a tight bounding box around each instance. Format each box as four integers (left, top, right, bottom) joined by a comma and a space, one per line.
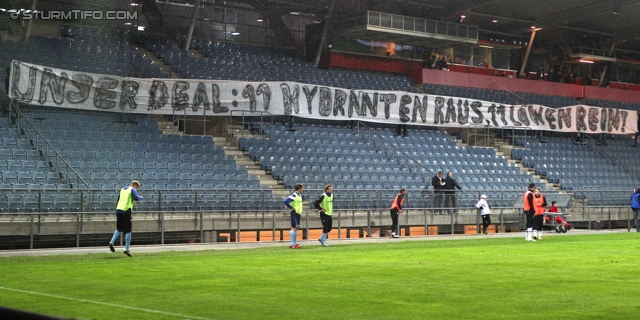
0, 286, 215, 320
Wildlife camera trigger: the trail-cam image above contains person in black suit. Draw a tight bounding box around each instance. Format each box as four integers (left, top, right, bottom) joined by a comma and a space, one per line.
431, 171, 445, 213
443, 172, 462, 214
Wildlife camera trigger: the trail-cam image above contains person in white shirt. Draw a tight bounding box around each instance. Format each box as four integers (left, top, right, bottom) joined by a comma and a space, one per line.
476, 194, 491, 234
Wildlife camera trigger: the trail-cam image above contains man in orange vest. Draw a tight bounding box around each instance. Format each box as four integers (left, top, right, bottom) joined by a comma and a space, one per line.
523, 183, 536, 241
389, 188, 406, 238
533, 188, 547, 240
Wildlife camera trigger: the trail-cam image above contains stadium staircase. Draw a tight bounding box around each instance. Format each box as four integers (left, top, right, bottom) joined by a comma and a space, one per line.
221, 119, 289, 203
135, 46, 181, 79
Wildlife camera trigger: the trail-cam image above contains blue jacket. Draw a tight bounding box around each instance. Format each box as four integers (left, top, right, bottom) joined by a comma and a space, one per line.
631, 189, 640, 209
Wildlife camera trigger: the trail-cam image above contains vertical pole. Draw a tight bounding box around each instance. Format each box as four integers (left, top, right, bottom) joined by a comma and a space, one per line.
519, 30, 537, 77
599, 43, 615, 85
237, 212, 240, 242
30, 214, 34, 249
314, 0, 336, 68
200, 212, 203, 243
23, 0, 38, 43
185, 0, 202, 51
76, 214, 80, 247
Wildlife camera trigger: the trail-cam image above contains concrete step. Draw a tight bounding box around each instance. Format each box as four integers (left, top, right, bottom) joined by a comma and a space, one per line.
223, 149, 244, 157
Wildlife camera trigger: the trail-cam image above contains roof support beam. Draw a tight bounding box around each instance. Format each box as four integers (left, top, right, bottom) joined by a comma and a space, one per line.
537, 0, 639, 29
614, 27, 640, 42
441, 0, 500, 17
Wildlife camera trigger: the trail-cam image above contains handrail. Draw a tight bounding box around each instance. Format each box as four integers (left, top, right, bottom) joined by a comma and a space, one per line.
228, 110, 274, 139
355, 121, 435, 178
581, 130, 640, 174
0, 91, 92, 191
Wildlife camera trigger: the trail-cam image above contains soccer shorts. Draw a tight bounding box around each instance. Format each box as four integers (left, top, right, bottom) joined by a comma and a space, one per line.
290, 210, 301, 229
116, 209, 132, 233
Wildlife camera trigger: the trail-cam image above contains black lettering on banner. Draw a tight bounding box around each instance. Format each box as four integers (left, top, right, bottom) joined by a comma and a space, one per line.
257, 83, 272, 111
119, 80, 139, 110
545, 108, 557, 129
576, 106, 587, 132
302, 85, 317, 114
148, 80, 168, 110
362, 92, 378, 117
193, 83, 212, 111
38, 68, 68, 105
517, 107, 530, 126
457, 99, 469, 125
509, 106, 521, 126
211, 84, 229, 113
587, 108, 599, 131
412, 95, 428, 123
528, 105, 545, 126
281, 83, 300, 115
93, 77, 118, 110
11, 61, 37, 102
497, 105, 507, 125
445, 98, 457, 123
242, 85, 255, 112
399, 95, 411, 122
66, 74, 93, 104
380, 94, 397, 119
608, 108, 620, 132
172, 81, 190, 111
333, 89, 347, 116
348, 90, 359, 117
434, 97, 445, 124
488, 104, 498, 126
558, 108, 572, 130
600, 108, 607, 131
620, 110, 628, 133
470, 101, 483, 124
319, 87, 332, 117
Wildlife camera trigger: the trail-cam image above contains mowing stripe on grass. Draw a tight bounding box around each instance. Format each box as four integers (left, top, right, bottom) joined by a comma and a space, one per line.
0, 286, 215, 320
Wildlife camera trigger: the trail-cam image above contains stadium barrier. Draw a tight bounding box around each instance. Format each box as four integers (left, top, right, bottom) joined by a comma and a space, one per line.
0, 187, 635, 250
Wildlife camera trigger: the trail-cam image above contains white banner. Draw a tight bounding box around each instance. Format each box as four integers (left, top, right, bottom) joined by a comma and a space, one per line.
9, 60, 636, 134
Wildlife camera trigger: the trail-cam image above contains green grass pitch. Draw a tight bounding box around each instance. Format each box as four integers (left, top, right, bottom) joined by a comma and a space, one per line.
1, 233, 640, 319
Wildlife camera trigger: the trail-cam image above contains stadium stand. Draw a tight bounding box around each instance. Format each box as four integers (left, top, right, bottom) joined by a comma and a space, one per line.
0, 106, 281, 212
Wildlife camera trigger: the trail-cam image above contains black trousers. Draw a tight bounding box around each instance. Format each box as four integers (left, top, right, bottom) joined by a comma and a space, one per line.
390, 208, 399, 234
481, 214, 491, 232
433, 192, 444, 212
320, 212, 332, 234
534, 214, 544, 231
524, 210, 535, 229
444, 193, 456, 211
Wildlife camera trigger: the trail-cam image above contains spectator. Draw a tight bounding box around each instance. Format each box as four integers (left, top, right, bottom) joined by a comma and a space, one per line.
547, 68, 555, 82
564, 73, 575, 84
431, 171, 445, 213
536, 65, 544, 80
584, 75, 594, 86
422, 51, 431, 68
438, 56, 448, 70
476, 194, 491, 234
443, 172, 462, 214
631, 188, 640, 232
395, 124, 407, 137
634, 112, 640, 147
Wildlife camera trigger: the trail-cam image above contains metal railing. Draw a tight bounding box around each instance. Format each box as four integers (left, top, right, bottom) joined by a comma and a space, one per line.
0, 92, 91, 192
226, 110, 275, 139
1, 187, 636, 250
